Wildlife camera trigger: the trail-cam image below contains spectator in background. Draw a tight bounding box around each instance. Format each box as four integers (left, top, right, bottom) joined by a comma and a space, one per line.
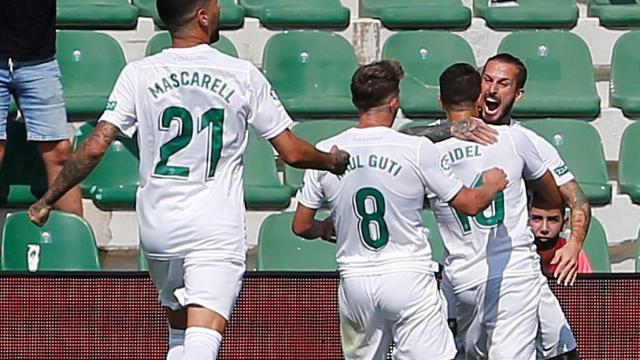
530, 196, 593, 277
0, 0, 82, 215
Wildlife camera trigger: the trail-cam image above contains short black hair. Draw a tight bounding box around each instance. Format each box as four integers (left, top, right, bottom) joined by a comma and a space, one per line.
439, 63, 480, 111
351, 60, 404, 112
531, 194, 566, 218
483, 53, 528, 90
157, 0, 210, 33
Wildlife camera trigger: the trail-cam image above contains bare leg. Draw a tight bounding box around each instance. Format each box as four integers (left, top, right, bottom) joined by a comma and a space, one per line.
36, 140, 83, 216
187, 305, 227, 332
0, 140, 5, 169
548, 349, 580, 360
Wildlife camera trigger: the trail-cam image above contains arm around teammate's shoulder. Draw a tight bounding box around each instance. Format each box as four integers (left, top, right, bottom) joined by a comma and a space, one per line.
269, 129, 350, 175
448, 168, 508, 216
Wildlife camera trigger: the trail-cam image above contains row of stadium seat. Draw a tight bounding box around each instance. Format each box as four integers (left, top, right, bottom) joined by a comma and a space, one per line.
55, 0, 640, 30
2, 118, 639, 209
13, 30, 638, 122
0, 209, 614, 272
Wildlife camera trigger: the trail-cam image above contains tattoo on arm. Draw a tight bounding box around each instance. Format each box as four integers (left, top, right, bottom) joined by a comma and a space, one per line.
41, 122, 119, 206
559, 180, 591, 246
400, 122, 453, 143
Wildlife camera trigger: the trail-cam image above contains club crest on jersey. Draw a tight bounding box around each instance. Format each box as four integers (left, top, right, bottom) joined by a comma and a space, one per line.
105, 101, 117, 111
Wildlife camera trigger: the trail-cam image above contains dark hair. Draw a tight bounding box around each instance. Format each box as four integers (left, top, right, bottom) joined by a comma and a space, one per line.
157, 0, 211, 33
483, 53, 528, 90
351, 60, 404, 112
531, 195, 566, 218
439, 63, 481, 111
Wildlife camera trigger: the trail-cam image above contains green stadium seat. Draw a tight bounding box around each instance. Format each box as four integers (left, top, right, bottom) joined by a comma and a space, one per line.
360, 0, 471, 30
146, 32, 238, 57
262, 31, 359, 118
580, 217, 611, 272
240, 0, 349, 29
0, 121, 48, 206
422, 209, 446, 264
636, 229, 640, 272
619, 122, 640, 204
244, 131, 291, 209
284, 120, 356, 193
57, 0, 139, 30
474, 0, 578, 30
257, 212, 336, 271
135, 0, 245, 30
523, 119, 611, 205
73, 122, 139, 210
139, 250, 148, 271
610, 31, 640, 117
589, 0, 640, 28
498, 31, 600, 118
1, 211, 101, 271
57, 31, 126, 119
383, 31, 475, 118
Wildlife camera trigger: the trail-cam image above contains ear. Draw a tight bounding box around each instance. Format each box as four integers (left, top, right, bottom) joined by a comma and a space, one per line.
389, 96, 400, 110
514, 88, 525, 103
197, 8, 208, 27
438, 96, 445, 111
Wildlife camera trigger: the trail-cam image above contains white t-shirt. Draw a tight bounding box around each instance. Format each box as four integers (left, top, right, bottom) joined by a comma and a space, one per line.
429, 125, 548, 293
297, 127, 463, 278
100, 44, 293, 260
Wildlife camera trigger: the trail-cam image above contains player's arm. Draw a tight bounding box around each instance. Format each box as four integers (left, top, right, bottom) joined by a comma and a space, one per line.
270, 130, 349, 175
448, 168, 508, 216
292, 204, 335, 242
29, 122, 119, 226
558, 180, 591, 250
401, 117, 497, 145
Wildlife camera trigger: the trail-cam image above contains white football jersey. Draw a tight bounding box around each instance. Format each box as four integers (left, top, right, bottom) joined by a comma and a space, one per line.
100, 44, 292, 260
428, 125, 548, 293
510, 118, 575, 187
297, 127, 463, 277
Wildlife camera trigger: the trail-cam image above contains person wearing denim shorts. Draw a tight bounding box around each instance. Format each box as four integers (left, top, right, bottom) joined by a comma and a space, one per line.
0, 0, 82, 215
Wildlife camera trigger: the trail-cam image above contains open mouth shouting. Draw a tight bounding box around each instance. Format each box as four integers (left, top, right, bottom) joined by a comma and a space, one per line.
482, 94, 502, 119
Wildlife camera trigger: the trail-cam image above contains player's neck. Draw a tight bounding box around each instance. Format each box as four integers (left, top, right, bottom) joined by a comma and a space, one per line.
357, 108, 394, 129
171, 31, 210, 49
446, 109, 477, 123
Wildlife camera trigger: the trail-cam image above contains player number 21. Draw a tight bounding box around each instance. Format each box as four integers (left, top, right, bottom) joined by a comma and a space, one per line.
153, 106, 224, 180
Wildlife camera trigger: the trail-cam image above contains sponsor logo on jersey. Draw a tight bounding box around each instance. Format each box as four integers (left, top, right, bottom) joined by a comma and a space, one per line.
269, 88, 284, 109
105, 101, 117, 111
554, 165, 569, 177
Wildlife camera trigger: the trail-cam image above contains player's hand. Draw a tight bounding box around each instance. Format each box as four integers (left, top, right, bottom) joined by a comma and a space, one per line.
551, 240, 581, 286
28, 199, 53, 227
482, 167, 508, 192
329, 145, 350, 175
321, 217, 336, 243
452, 117, 498, 145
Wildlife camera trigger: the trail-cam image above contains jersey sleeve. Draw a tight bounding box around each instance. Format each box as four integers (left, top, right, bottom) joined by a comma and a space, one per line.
418, 139, 464, 202
530, 132, 575, 187
510, 127, 548, 181
246, 65, 293, 140
99, 63, 138, 138
296, 169, 325, 210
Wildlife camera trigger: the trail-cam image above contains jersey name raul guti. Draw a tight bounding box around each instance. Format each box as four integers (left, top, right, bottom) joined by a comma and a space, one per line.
428, 124, 547, 293
100, 44, 292, 260
297, 127, 463, 278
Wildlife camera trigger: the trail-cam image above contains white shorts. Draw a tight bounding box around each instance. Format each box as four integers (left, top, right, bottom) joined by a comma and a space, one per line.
455, 274, 541, 360
339, 272, 456, 360
147, 252, 245, 321
536, 277, 577, 359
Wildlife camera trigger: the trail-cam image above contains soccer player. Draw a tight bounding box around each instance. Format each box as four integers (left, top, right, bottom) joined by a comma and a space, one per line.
27, 1, 350, 359
292, 60, 508, 360
530, 197, 592, 277
429, 63, 563, 359
480, 54, 589, 360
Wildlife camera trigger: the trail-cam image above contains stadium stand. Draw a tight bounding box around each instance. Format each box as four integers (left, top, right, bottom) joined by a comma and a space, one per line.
619, 122, 640, 204
637, 230, 640, 272
57, 0, 139, 30
421, 209, 445, 264
473, 0, 579, 30
135, 0, 245, 30
146, 32, 239, 57
261, 31, 359, 118
73, 122, 139, 211
0, 122, 48, 206
582, 217, 612, 272
588, 0, 640, 28
284, 120, 357, 193
243, 131, 292, 209
1, 211, 101, 271
256, 212, 337, 271
610, 31, 640, 118
138, 250, 148, 271
497, 31, 601, 119
359, 0, 472, 29
382, 31, 476, 118
523, 119, 611, 205
57, 31, 127, 119
240, 0, 350, 29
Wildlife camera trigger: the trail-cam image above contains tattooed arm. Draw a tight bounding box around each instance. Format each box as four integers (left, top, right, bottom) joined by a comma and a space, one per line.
28, 122, 119, 226
401, 117, 497, 145
551, 179, 592, 286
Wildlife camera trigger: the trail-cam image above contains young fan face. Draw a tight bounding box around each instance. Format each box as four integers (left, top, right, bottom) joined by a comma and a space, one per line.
529, 206, 565, 251
480, 61, 523, 124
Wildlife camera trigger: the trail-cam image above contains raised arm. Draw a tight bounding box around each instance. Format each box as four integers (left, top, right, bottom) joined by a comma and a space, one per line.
449, 168, 508, 216
269, 129, 349, 175
401, 118, 497, 145
29, 121, 119, 226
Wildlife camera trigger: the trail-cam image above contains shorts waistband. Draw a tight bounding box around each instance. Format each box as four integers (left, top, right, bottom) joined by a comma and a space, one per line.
0, 57, 55, 71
